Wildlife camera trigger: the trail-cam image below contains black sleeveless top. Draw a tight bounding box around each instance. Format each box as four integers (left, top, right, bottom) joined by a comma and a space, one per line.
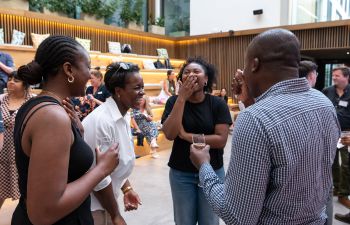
12, 96, 94, 225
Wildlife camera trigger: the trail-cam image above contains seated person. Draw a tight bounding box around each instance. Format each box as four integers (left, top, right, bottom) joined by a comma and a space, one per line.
152, 70, 176, 104
131, 95, 160, 158
86, 67, 111, 106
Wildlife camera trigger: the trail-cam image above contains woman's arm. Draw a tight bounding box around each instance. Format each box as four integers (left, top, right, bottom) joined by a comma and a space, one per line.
179, 124, 229, 149
24, 105, 119, 225
93, 183, 125, 224
162, 75, 197, 140
121, 179, 142, 211
89, 94, 103, 106
163, 80, 172, 96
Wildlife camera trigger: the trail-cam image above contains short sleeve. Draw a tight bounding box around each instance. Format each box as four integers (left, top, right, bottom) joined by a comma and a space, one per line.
0, 110, 4, 133
213, 96, 232, 125
161, 96, 177, 124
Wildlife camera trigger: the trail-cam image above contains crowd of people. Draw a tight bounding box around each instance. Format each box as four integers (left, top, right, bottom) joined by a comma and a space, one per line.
0, 28, 349, 225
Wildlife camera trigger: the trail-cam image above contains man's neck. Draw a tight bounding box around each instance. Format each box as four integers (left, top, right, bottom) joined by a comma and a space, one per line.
336, 84, 348, 96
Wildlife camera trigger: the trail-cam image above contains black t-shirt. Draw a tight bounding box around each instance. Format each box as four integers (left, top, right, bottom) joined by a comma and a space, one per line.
323, 85, 350, 130
161, 94, 232, 172
86, 85, 111, 103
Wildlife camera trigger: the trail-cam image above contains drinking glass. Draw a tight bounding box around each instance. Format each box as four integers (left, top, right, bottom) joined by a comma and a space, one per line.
192, 134, 206, 150
98, 136, 118, 152
341, 131, 350, 152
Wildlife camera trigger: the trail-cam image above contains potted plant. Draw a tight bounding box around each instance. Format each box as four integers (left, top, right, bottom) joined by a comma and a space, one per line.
149, 17, 165, 35
80, 0, 118, 24
120, 0, 134, 26
129, 0, 144, 31
169, 16, 189, 37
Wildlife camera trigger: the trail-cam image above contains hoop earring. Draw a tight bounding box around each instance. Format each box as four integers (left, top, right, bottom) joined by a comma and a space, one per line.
68, 76, 74, 83
204, 82, 207, 86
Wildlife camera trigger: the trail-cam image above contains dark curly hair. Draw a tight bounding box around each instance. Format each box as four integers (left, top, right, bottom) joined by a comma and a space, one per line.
104, 62, 140, 94
177, 57, 217, 93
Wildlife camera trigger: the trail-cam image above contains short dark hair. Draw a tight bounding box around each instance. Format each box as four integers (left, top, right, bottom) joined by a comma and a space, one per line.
177, 57, 217, 93
104, 62, 140, 94
17, 35, 85, 85
332, 66, 350, 77
299, 61, 318, 78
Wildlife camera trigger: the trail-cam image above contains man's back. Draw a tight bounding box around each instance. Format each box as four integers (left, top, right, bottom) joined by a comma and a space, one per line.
229, 78, 340, 224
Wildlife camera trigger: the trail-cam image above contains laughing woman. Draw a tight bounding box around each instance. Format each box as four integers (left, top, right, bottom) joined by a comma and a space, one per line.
161, 57, 232, 225
82, 62, 143, 225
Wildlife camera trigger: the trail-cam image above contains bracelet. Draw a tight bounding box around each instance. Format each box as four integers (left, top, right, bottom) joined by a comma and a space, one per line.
122, 186, 133, 194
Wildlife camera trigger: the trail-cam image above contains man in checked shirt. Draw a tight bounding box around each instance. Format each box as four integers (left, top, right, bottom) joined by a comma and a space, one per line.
190, 28, 340, 224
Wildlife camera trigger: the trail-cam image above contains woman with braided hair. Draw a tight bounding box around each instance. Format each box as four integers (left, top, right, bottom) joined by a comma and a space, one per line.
11, 35, 119, 225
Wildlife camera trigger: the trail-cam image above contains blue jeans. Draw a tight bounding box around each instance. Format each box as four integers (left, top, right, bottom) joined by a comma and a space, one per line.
169, 167, 225, 225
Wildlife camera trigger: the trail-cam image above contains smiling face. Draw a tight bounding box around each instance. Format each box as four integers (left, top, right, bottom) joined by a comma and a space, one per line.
181, 63, 208, 93
90, 74, 102, 88
117, 72, 145, 110
332, 69, 349, 88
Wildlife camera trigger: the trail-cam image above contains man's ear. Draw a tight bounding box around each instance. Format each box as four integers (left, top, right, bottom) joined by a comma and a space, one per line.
251, 58, 260, 72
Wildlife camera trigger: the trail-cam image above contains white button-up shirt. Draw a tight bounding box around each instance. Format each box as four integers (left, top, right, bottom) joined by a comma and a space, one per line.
82, 97, 135, 211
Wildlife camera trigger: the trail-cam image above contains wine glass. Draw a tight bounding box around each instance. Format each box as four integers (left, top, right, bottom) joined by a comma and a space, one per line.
98, 136, 118, 152
341, 131, 350, 152
192, 134, 206, 150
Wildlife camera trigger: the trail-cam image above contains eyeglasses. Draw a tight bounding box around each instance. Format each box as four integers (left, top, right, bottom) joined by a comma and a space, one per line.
107, 62, 132, 74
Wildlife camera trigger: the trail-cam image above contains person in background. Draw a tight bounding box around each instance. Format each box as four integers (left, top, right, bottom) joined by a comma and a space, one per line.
190, 28, 340, 224
11, 35, 119, 225
299, 60, 318, 87
219, 88, 228, 103
161, 57, 232, 225
299, 60, 333, 225
131, 95, 160, 159
0, 71, 32, 211
86, 67, 111, 106
335, 135, 350, 224
323, 67, 350, 209
0, 51, 15, 94
83, 62, 142, 225
153, 69, 177, 104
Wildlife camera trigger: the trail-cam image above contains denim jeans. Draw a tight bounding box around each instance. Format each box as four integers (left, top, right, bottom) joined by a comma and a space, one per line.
169, 167, 225, 225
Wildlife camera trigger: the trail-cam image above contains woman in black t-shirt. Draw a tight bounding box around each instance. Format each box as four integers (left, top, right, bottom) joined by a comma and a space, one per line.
161, 57, 232, 225
85, 68, 111, 106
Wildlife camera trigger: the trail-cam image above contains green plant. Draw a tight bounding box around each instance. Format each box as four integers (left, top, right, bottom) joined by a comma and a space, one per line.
28, 0, 45, 12
174, 16, 189, 31
81, 0, 119, 19
45, 0, 78, 18
120, 0, 133, 25
133, 0, 143, 25
155, 17, 164, 27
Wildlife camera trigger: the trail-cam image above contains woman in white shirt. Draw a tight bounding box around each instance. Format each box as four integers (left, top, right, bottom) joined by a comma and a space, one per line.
82, 62, 144, 225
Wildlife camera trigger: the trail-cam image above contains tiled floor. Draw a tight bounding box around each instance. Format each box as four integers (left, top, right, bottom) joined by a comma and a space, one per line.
1, 135, 350, 225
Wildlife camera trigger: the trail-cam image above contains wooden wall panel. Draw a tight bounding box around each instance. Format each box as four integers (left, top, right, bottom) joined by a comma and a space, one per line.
0, 10, 176, 57
2, 8, 350, 97
175, 24, 350, 96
